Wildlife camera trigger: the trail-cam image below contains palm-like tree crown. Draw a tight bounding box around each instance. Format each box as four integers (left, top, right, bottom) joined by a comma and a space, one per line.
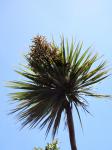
8, 36, 110, 139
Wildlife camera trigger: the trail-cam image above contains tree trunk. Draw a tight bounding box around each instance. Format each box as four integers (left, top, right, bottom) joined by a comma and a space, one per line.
66, 103, 77, 150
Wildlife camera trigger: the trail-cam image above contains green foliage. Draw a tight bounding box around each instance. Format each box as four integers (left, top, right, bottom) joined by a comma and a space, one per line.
33, 140, 59, 150
34, 147, 42, 150
8, 35, 110, 139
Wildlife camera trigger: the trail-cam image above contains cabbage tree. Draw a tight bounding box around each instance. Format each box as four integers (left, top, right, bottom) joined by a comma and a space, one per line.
8, 36, 110, 150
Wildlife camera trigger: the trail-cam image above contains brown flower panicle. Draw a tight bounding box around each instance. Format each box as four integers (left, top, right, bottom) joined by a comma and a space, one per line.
27, 36, 61, 72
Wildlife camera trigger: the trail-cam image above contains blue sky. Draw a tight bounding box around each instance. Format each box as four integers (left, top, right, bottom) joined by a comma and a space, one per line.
1, 0, 112, 150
